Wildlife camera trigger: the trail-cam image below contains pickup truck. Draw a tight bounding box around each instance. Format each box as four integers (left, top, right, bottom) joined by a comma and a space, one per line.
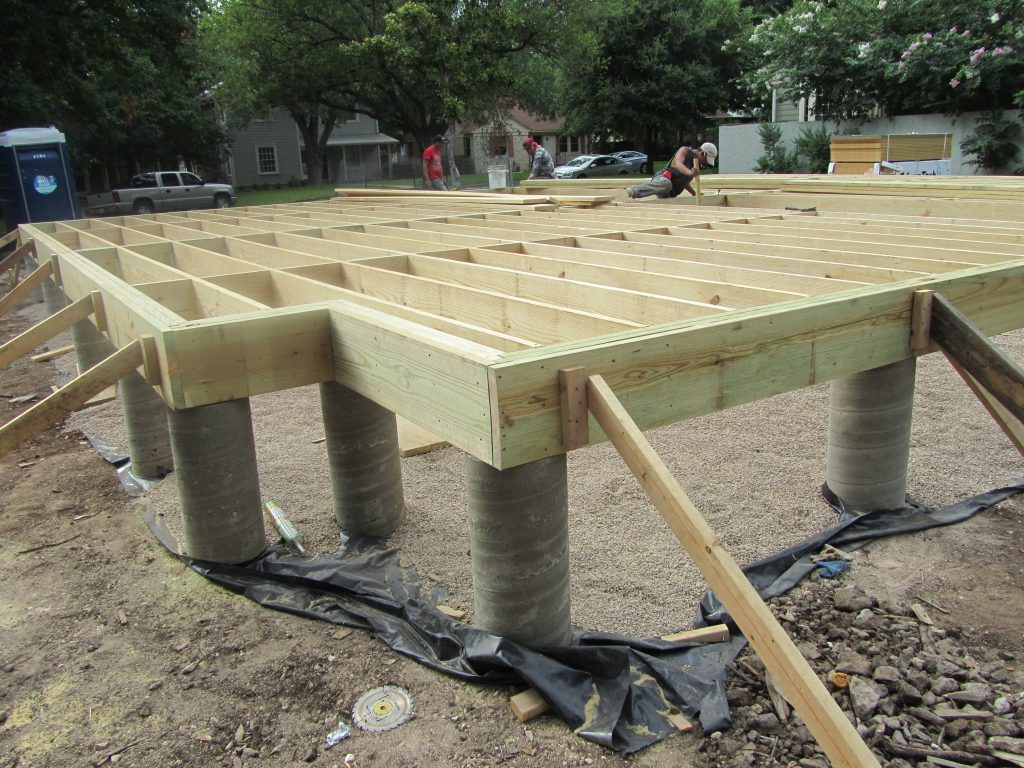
85, 171, 237, 216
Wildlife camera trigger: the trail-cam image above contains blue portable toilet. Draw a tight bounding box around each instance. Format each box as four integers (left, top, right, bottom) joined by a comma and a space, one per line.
0, 126, 83, 234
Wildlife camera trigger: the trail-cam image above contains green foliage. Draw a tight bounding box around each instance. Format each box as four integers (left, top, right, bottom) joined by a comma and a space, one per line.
959, 109, 1022, 171
204, 0, 563, 149
554, 0, 750, 156
793, 124, 832, 172
1, 0, 226, 172
753, 122, 798, 173
741, 0, 1024, 119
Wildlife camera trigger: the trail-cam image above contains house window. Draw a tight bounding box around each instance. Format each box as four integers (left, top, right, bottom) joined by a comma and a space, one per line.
559, 136, 581, 154
339, 111, 358, 123
463, 135, 472, 157
257, 145, 278, 174
345, 146, 362, 168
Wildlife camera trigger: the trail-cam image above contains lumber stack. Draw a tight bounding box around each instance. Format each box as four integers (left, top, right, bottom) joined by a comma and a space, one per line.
830, 134, 952, 175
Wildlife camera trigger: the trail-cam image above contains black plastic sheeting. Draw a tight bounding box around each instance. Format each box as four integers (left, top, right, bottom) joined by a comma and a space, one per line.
84, 434, 163, 497
142, 478, 1024, 756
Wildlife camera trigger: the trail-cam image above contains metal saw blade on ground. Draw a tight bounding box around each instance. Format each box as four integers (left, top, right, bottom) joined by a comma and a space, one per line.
352, 685, 414, 732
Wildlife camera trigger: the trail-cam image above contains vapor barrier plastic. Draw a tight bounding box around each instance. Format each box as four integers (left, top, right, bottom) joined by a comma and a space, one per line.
141, 480, 1023, 756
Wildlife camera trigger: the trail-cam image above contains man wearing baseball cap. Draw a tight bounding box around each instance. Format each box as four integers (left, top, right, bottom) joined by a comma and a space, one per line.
626, 141, 717, 199
522, 138, 555, 180
422, 134, 448, 191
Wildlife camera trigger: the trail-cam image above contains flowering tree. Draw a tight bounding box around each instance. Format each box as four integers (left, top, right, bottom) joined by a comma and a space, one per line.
741, 0, 1024, 118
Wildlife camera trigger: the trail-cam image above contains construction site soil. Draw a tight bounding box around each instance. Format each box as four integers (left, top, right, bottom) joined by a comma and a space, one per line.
1, 303, 1022, 768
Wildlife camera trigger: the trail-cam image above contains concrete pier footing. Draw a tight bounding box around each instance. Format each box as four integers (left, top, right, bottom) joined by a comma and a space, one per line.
319, 382, 404, 536
41, 277, 67, 315
118, 371, 173, 478
167, 399, 265, 563
71, 318, 114, 372
826, 358, 917, 512
466, 454, 572, 647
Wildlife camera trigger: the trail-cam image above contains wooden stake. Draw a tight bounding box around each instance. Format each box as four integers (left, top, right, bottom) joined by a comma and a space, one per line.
0, 296, 93, 368
0, 340, 143, 457
0, 260, 52, 318
910, 289, 934, 353
659, 624, 730, 644
558, 366, 589, 450
31, 345, 74, 363
585, 373, 881, 768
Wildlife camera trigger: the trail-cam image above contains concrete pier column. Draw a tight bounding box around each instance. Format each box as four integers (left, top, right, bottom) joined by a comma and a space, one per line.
118, 372, 173, 478
319, 382, 404, 536
41, 277, 67, 315
826, 358, 917, 512
466, 454, 572, 646
71, 319, 114, 372
167, 399, 265, 563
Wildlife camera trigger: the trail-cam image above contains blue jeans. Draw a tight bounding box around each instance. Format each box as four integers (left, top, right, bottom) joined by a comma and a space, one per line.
429, 178, 448, 191
630, 174, 672, 198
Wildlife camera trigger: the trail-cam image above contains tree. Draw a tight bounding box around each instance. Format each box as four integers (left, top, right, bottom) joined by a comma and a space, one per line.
1, 0, 226, 177
204, 0, 565, 174
753, 122, 798, 172
554, 0, 750, 161
741, 0, 1024, 119
960, 109, 1022, 172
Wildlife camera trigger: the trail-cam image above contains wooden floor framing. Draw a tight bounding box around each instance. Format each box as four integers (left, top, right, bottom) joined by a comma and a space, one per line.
16, 178, 1024, 469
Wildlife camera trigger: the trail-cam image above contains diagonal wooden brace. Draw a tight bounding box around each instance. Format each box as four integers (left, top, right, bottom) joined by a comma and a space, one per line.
586, 373, 882, 768
0, 240, 37, 281
0, 295, 94, 369
0, 260, 52, 318
931, 292, 1024, 425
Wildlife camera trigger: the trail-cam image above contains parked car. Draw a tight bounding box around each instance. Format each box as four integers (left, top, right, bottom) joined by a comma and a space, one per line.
552, 154, 634, 179
85, 171, 237, 216
610, 150, 649, 174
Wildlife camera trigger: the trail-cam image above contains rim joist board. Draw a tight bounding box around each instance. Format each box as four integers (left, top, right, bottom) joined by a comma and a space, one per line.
18, 191, 1024, 469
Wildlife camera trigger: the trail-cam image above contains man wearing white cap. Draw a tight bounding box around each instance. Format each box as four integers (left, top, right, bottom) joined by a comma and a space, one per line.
626, 141, 717, 199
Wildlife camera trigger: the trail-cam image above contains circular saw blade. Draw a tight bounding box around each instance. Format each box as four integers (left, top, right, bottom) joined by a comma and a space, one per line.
352, 686, 414, 732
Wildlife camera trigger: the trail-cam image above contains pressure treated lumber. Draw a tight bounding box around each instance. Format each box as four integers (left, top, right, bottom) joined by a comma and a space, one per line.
0, 240, 36, 277
585, 373, 881, 768
930, 293, 1024, 425
30, 345, 74, 363
944, 352, 1024, 456
0, 260, 53, 317
0, 340, 144, 457
0, 230, 18, 250
0, 296, 94, 368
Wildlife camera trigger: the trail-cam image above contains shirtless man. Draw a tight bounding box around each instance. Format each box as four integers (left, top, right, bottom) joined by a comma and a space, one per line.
626, 142, 717, 199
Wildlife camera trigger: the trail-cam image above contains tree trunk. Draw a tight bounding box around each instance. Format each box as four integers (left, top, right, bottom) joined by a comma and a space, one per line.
288, 106, 337, 186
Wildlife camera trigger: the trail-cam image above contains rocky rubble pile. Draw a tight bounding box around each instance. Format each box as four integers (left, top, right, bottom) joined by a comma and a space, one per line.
697, 579, 1024, 767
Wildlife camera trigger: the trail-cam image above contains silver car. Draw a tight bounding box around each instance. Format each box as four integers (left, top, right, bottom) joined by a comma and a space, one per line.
552, 154, 634, 179
610, 150, 649, 174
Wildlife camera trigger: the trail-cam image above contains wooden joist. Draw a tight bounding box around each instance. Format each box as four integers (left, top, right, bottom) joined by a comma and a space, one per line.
585, 373, 881, 768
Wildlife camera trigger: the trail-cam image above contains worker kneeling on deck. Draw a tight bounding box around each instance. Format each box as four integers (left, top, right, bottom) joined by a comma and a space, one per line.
626, 142, 716, 199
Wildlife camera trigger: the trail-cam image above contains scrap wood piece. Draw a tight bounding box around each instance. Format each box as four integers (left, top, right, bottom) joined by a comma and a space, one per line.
585, 373, 882, 768
943, 350, 1024, 457
931, 292, 1024, 425
31, 345, 74, 363
510, 688, 550, 722
0, 340, 143, 458
0, 295, 93, 369
659, 624, 730, 644
0, 259, 52, 318
16, 533, 81, 556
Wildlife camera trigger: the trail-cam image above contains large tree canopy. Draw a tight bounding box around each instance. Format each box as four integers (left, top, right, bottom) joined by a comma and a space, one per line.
553, 0, 750, 157
204, 0, 565, 160
1, 0, 225, 175
742, 0, 1024, 119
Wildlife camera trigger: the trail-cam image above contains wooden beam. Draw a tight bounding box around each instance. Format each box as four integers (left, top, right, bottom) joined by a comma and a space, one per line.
943, 351, 1024, 456
0, 260, 53, 317
0, 340, 144, 457
585, 373, 881, 768
930, 292, 1024, 424
558, 366, 589, 450
0, 295, 94, 368
0, 240, 37, 277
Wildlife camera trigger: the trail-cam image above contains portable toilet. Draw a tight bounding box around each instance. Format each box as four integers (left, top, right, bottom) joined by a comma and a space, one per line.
0, 126, 82, 234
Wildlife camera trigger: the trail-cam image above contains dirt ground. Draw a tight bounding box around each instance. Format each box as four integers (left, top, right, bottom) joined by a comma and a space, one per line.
1, 300, 1022, 768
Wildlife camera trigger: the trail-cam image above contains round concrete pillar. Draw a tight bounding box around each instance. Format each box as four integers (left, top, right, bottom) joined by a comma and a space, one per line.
41, 277, 67, 315
118, 371, 173, 478
168, 399, 265, 563
71, 319, 114, 372
319, 382, 404, 536
466, 454, 572, 647
826, 358, 917, 512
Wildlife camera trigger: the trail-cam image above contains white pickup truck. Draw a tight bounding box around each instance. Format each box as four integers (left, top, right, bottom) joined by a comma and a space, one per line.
85, 171, 237, 216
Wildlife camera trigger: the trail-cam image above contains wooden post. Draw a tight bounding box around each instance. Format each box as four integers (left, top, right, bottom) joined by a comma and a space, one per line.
558, 366, 589, 450
586, 373, 881, 768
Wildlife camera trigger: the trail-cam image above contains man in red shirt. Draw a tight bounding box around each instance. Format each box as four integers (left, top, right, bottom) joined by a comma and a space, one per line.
422, 135, 448, 191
